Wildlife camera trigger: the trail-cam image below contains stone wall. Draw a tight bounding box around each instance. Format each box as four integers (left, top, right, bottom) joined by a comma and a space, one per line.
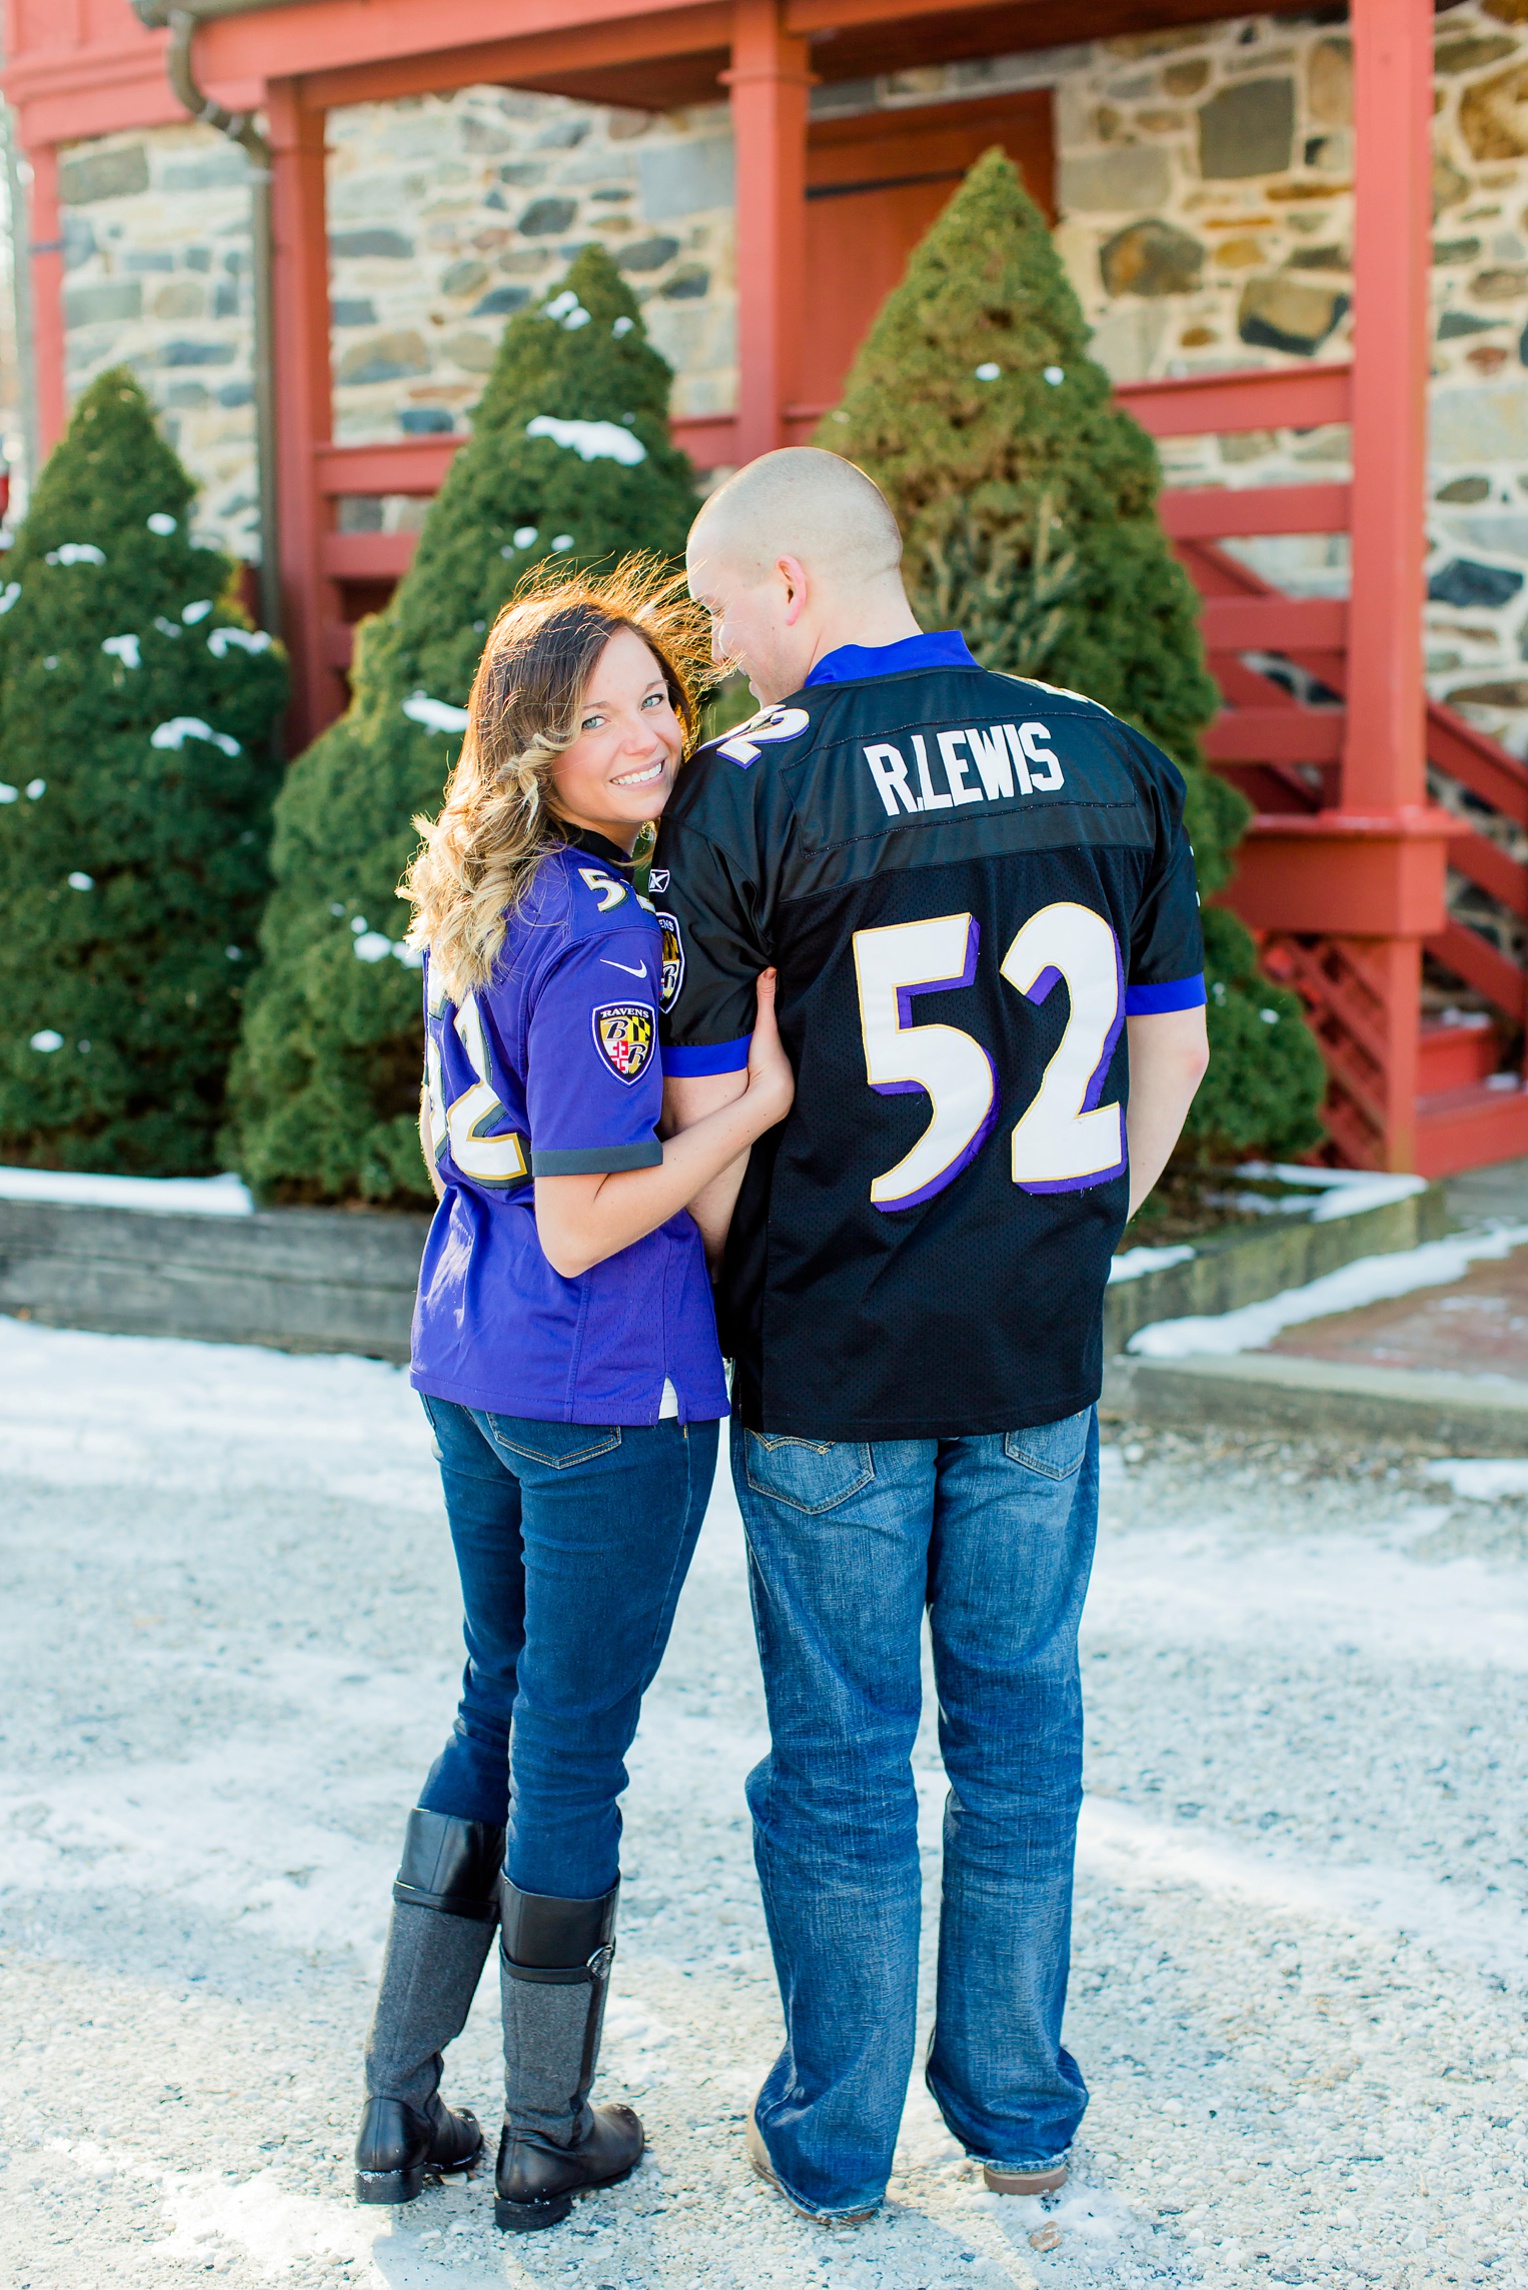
36, 0, 1528, 779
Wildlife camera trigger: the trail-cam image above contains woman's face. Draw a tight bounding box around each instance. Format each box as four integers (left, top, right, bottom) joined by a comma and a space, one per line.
547, 626, 685, 852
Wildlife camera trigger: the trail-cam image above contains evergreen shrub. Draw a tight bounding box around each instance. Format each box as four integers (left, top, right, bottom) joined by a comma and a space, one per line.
228, 244, 699, 1204
821, 150, 1326, 1165
0, 369, 287, 1174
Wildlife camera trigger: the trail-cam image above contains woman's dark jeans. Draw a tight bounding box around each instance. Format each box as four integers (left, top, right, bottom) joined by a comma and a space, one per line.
416, 1395, 718, 1901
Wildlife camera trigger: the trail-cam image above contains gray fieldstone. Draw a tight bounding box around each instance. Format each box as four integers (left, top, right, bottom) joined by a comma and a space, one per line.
1307, 37, 1351, 126
328, 227, 414, 259
1237, 274, 1347, 355
1162, 58, 1210, 97
1098, 217, 1203, 296
1432, 382, 1528, 461
1451, 513, 1528, 560
471, 285, 529, 316
660, 265, 710, 300
616, 235, 681, 272
1059, 142, 1170, 213
1434, 153, 1470, 217
1434, 237, 1483, 266
460, 116, 516, 156
1447, 676, 1528, 705
58, 143, 149, 204
63, 279, 142, 327
536, 117, 590, 150
331, 298, 377, 327
62, 216, 97, 270
159, 339, 237, 366
336, 330, 431, 384
496, 163, 548, 189
1428, 558, 1525, 609
1436, 476, 1493, 503
1199, 78, 1295, 179
152, 280, 205, 320
1439, 309, 1506, 337
1461, 64, 1528, 162
217, 381, 252, 407
161, 148, 248, 192
122, 249, 174, 273
1474, 264, 1528, 299
1288, 244, 1349, 270
519, 197, 577, 236
212, 278, 240, 319
399, 407, 456, 434
439, 258, 489, 297
1436, 33, 1517, 75
441, 328, 496, 371
638, 135, 734, 221
164, 381, 211, 408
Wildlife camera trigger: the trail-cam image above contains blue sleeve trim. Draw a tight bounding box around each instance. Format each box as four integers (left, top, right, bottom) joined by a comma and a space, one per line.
662, 1035, 752, 1077
1125, 974, 1207, 1016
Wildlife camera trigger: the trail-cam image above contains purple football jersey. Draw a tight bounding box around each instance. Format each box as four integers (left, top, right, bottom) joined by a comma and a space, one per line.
410, 830, 728, 1426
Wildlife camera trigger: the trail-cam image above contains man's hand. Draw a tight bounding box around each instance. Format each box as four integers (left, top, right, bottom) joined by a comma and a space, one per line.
1124, 1007, 1210, 1221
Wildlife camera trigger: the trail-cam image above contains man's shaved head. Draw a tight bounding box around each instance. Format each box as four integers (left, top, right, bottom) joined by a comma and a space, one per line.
690, 448, 903, 588
686, 448, 919, 705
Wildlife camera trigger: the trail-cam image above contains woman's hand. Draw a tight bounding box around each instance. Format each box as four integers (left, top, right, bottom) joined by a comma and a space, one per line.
743, 969, 795, 1132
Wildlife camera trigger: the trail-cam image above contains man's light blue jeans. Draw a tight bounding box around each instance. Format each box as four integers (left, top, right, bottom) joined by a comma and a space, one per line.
731, 1408, 1098, 2222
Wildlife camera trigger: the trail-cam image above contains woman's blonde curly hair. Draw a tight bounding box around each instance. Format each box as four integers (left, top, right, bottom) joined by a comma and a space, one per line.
401, 555, 716, 1003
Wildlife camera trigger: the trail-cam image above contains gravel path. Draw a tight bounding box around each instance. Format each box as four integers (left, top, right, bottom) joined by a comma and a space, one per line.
1, 1318, 1526, 2290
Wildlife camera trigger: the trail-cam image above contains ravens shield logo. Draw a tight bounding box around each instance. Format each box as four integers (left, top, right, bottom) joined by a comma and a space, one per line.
656, 911, 684, 1013
592, 1001, 655, 1084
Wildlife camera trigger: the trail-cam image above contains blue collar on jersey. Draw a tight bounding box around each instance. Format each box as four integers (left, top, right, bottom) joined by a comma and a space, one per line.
803, 629, 978, 687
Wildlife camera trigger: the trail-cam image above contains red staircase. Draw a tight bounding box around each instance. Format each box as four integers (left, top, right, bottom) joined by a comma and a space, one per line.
1119, 364, 1528, 1181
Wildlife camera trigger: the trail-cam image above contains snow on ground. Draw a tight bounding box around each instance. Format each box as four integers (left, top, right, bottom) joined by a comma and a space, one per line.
0, 1164, 254, 1214
2, 1321, 1527, 2289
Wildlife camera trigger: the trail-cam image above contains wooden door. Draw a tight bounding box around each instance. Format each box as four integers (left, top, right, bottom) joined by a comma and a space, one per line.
800, 92, 1056, 418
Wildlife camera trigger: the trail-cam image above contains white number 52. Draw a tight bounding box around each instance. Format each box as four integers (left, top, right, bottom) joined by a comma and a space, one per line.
852, 901, 1125, 1212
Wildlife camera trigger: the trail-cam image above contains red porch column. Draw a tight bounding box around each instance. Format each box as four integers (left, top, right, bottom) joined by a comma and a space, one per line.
266, 81, 343, 744
727, 0, 810, 463
1345, 0, 1432, 814
29, 144, 67, 458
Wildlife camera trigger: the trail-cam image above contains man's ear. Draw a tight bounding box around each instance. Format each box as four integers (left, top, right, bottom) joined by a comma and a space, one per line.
776, 555, 809, 628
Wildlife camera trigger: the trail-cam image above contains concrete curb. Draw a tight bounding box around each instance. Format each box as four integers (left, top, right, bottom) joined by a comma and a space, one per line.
1105, 1351, 1528, 1454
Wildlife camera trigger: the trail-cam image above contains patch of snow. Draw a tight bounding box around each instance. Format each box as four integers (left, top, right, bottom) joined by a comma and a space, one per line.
974, 361, 1001, 381
1109, 1243, 1195, 1284
352, 932, 392, 963
45, 543, 105, 567
1236, 1160, 1430, 1222
25, 779, 44, 798
0, 783, 15, 802
1424, 1456, 1528, 1501
1044, 365, 1065, 384
0, 580, 19, 613
0, 1165, 253, 1215
180, 599, 213, 625
153, 615, 182, 638
551, 533, 573, 552
28, 1030, 62, 1053
1128, 1221, 1528, 1357
206, 626, 271, 658
525, 414, 647, 466
513, 524, 538, 546
146, 512, 178, 535
149, 717, 240, 757
67, 872, 93, 891
401, 690, 469, 735
101, 633, 141, 669
612, 314, 635, 336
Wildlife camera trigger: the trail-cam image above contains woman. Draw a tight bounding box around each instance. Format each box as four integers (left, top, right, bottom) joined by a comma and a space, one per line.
353, 560, 791, 2232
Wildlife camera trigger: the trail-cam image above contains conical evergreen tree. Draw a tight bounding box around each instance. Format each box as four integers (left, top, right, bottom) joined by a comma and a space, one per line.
228, 244, 699, 1203
822, 151, 1326, 1164
0, 369, 288, 1174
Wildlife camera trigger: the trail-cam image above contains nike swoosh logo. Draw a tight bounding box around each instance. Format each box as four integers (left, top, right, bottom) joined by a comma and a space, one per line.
602, 958, 647, 978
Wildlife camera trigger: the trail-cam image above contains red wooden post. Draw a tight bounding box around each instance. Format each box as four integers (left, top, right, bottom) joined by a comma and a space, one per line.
28, 143, 67, 459
1345, 0, 1432, 815
266, 80, 344, 744
728, 0, 810, 462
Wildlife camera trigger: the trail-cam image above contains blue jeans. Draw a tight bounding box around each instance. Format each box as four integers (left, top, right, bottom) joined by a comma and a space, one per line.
732, 1408, 1098, 2220
417, 1396, 718, 1900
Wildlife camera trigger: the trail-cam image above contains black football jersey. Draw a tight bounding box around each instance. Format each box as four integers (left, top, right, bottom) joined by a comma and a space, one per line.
653, 652, 1204, 1440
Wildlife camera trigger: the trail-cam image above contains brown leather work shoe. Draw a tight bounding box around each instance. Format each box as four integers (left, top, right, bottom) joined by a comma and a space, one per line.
983, 2156, 1069, 2197
746, 2106, 878, 2227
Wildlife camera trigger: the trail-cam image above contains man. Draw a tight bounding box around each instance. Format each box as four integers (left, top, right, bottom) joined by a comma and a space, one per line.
654, 448, 1208, 2227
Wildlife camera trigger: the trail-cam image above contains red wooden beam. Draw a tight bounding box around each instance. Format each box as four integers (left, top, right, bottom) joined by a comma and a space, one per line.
322, 532, 417, 579
1160, 484, 1350, 541
27, 143, 66, 457
1205, 709, 1345, 766
296, 3, 730, 110
1427, 921, 1528, 1027
1200, 597, 1347, 652
729, 0, 809, 464
1427, 700, 1528, 831
1446, 826, 1528, 923
1117, 364, 1351, 441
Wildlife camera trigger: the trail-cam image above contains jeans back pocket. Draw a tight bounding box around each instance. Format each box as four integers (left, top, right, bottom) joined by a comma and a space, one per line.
1003, 1407, 1092, 1482
484, 1416, 622, 1470
743, 1431, 874, 1516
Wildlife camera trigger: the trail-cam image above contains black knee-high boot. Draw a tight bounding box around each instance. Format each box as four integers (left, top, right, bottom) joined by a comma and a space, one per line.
354, 1810, 503, 2204
493, 1877, 644, 2232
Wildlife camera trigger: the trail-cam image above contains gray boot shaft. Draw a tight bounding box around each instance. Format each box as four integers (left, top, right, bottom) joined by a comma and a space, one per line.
499, 1878, 619, 2149
363, 1809, 504, 2112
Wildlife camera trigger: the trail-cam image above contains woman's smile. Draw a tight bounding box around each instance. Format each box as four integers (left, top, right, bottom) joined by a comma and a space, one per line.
610, 755, 667, 789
